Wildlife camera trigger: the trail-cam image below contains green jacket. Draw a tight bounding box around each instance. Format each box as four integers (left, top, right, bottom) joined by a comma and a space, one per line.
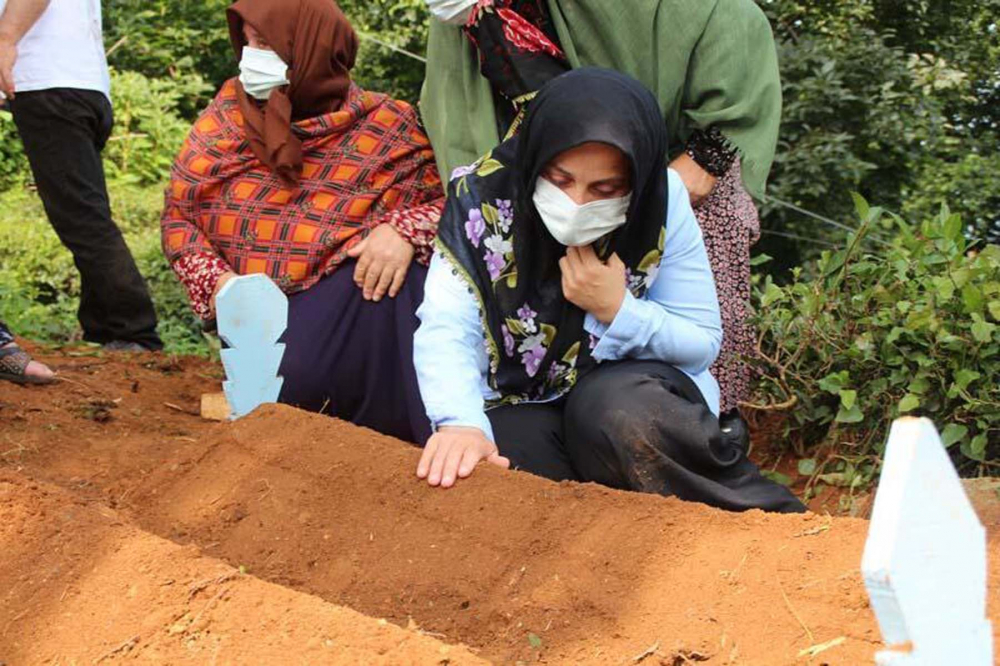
420, 0, 782, 199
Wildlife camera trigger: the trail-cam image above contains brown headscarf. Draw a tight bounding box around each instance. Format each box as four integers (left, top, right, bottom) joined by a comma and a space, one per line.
227, 0, 359, 187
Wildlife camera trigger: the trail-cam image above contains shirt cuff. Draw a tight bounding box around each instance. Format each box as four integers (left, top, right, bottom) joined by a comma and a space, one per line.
435, 414, 496, 444
586, 291, 646, 361
172, 251, 232, 322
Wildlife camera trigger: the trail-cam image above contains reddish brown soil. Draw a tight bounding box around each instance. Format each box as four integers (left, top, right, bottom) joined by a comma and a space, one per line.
0, 474, 483, 665
2, 346, 999, 665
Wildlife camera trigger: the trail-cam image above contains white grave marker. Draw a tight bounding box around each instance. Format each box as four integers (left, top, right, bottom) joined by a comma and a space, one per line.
862, 417, 992, 665
215, 274, 288, 419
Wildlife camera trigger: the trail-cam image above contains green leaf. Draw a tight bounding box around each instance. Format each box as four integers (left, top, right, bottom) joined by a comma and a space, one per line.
797, 459, 817, 476
476, 158, 504, 178
896, 301, 912, 314
935, 277, 956, 302
637, 249, 662, 274
971, 316, 997, 343
839, 389, 858, 410
527, 633, 543, 649
943, 213, 963, 242
954, 369, 981, 391
962, 284, 985, 313
561, 341, 580, 365
835, 402, 864, 424
818, 371, 849, 394
850, 192, 871, 222
898, 394, 921, 413
481, 202, 499, 227
505, 318, 525, 336
760, 281, 784, 308
750, 253, 773, 267
961, 434, 988, 462
539, 323, 557, 346
940, 424, 968, 449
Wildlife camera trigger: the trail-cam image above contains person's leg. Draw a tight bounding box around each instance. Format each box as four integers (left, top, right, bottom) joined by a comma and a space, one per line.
279, 262, 432, 444
10, 89, 162, 350
563, 360, 805, 513
0, 321, 13, 347
487, 402, 579, 482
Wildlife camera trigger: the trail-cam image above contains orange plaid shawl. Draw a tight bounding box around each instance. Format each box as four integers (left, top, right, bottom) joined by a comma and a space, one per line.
162, 80, 443, 307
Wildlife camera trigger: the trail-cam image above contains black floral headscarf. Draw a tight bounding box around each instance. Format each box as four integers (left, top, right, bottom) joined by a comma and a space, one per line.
436, 68, 668, 405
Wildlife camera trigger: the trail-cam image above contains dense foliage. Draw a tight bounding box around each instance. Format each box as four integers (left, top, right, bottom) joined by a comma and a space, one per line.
751, 197, 999, 478
0, 186, 207, 354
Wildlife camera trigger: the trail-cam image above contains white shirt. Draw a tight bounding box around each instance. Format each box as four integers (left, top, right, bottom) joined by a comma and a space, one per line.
1, 0, 111, 99
414, 170, 724, 442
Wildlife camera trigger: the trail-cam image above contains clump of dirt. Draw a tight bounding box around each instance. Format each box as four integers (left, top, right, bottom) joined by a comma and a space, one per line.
0, 473, 483, 665
2, 346, 999, 665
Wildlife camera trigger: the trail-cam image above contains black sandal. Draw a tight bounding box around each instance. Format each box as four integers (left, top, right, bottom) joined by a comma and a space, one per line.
0, 344, 57, 386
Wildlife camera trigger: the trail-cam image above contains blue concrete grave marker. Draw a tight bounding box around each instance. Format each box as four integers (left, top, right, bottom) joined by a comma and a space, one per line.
215, 274, 288, 419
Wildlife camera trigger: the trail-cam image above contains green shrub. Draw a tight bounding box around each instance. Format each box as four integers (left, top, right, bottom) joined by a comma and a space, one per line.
0, 109, 30, 191
103, 69, 210, 186
903, 152, 1000, 245
0, 185, 209, 355
104, 0, 234, 116
750, 195, 1000, 484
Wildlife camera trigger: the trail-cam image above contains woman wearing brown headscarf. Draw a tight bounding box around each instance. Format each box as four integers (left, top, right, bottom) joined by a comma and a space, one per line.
161, 0, 444, 443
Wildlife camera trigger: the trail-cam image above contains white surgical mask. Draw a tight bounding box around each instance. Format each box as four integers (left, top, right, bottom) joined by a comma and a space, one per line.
425, 0, 477, 25
239, 46, 290, 100
532, 177, 631, 247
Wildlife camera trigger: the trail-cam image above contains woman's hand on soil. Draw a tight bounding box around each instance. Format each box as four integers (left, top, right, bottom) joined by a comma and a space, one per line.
417, 427, 510, 488
669, 153, 717, 208
348, 225, 415, 302
560, 245, 626, 325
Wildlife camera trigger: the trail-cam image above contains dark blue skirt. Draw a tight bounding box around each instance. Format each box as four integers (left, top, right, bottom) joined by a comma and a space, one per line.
278, 262, 431, 445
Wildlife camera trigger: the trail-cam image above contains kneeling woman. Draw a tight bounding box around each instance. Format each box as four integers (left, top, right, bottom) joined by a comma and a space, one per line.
162, 0, 442, 442
414, 69, 803, 513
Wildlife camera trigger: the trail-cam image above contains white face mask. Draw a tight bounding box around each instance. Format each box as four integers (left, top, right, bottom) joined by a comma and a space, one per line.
425, 0, 477, 24
239, 46, 290, 101
532, 176, 632, 247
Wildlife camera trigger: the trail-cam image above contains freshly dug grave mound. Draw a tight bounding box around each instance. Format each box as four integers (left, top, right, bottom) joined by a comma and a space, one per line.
0, 472, 484, 665
112, 405, 884, 665
4, 353, 999, 665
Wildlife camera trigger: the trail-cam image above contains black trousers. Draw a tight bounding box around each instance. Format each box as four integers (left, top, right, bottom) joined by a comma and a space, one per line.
10, 89, 162, 350
0, 321, 13, 347
488, 361, 806, 514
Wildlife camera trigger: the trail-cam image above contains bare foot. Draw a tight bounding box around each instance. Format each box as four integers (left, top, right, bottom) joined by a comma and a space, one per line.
1, 342, 56, 382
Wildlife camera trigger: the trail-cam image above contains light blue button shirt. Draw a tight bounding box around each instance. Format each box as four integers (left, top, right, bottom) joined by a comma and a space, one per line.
414, 169, 723, 442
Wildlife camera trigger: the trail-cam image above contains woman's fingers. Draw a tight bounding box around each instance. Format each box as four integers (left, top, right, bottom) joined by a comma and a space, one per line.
353, 253, 372, 290
439, 441, 468, 488
362, 259, 385, 300
576, 244, 599, 264
457, 444, 485, 479
371, 263, 396, 302
487, 452, 512, 469
416, 436, 439, 479
388, 264, 409, 299
427, 437, 454, 486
